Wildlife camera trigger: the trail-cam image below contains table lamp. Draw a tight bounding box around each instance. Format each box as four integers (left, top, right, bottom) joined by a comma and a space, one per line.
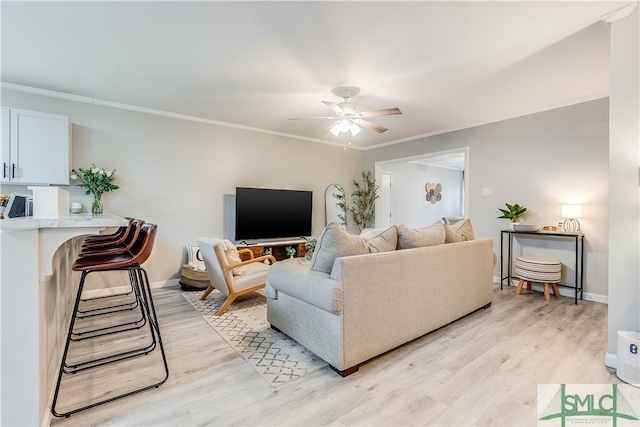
561, 204, 582, 232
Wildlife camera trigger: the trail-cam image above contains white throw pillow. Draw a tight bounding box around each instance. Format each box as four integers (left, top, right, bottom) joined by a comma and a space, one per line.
222, 239, 247, 276
186, 244, 206, 271
397, 222, 445, 249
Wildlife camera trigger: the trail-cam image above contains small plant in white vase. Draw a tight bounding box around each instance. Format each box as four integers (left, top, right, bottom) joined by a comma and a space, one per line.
498, 203, 527, 229
285, 246, 296, 258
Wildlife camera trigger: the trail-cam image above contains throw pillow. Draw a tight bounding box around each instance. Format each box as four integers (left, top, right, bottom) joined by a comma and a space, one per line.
397, 222, 445, 249
359, 227, 384, 239
361, 225, 398, 253
311, 222, 369, 274
186, 244, 206, 271
222, 239, 247, 276
444, 218, 475, 243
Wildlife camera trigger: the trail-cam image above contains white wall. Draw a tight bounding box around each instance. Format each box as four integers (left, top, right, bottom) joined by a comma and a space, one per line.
1, 88, 364, 284
605, 4, 640, 367
365, 98, 610, 300
379, 162, 463, 228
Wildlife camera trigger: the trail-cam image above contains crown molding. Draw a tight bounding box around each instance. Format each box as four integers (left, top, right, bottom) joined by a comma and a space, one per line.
0, 82, 365, 151
601, 2, 637, 23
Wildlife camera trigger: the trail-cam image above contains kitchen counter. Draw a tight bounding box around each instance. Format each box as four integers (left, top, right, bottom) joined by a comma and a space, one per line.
0, 213, 127, 426
0, 213, 125, 231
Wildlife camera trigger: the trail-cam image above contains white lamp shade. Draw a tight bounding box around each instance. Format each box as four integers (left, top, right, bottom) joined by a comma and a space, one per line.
561, 204, 582, 218
339, 119, 350, 132
329, 122, 341, 136
349, 122, 361, 136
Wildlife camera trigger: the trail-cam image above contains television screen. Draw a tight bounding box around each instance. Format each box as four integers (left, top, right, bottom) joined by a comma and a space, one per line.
235, 187, 312, 241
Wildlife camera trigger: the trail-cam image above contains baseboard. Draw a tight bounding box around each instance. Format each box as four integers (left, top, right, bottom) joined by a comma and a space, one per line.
605, 352, 617, 369
82, 278, 181, 299
494, 277, 608, 304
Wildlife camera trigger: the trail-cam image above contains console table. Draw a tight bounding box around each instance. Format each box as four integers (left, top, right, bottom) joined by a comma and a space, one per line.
239, 239, 308, 261
500, 230, 585, 304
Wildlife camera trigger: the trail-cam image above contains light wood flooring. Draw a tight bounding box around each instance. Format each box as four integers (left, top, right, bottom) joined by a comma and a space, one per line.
50, 283, 617, 426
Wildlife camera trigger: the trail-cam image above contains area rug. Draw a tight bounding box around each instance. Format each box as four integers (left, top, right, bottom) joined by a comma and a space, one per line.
182, 290, 327, 387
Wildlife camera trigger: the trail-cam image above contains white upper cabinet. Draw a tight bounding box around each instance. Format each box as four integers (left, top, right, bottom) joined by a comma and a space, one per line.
1, 107, 71, 186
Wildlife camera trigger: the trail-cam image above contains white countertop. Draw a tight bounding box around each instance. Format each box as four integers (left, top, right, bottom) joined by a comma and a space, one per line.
0, 213, 127, 231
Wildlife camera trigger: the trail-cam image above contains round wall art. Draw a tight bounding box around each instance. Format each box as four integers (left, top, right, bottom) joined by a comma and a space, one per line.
425, 182, 442, 204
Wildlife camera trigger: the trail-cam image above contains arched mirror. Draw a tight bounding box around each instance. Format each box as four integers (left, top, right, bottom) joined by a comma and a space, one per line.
325, 184, 346, 228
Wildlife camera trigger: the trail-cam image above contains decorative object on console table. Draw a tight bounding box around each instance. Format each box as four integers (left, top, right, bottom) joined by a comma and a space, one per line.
561, 204, 582, 232
497, 203, 527, 228
70, 164, 119, 215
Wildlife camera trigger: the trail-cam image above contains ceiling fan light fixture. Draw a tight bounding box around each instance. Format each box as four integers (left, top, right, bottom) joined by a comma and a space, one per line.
339, 119, 351, 132
329, 122, 342, 136
349, 122, 361, 136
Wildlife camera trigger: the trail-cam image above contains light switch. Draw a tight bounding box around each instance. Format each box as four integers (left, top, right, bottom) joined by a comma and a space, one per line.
482, 187, 493, 197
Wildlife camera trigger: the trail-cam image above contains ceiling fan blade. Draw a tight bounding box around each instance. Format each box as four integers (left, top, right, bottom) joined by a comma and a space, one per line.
289, 116, 339, 120
322, 101, 346, 115
353, 118, 388, 134
358, 108, 402, 118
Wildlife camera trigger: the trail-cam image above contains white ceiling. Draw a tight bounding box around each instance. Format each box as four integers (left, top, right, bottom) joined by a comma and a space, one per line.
0, 1, 627, 149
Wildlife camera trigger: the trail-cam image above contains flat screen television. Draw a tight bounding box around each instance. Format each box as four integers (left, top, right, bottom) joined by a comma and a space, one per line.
235, 187, 312, 241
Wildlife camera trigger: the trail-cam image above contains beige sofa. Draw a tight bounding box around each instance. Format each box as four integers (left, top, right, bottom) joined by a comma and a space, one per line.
266, 236, 494, 376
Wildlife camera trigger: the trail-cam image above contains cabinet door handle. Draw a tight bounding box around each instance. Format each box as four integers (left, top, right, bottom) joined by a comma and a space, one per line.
3, 163, 7, 178
11, 163, 16, 179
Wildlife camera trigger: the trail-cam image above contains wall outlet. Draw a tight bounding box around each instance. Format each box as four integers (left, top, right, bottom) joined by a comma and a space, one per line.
482, 187, 493, 197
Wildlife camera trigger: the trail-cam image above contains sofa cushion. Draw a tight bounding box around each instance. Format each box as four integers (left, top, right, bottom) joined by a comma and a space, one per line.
267, 259, 343, 314
360, 225, 398, 253
311, 222, 369, 273
444, 219, 475, 243
397, 222, 446, 249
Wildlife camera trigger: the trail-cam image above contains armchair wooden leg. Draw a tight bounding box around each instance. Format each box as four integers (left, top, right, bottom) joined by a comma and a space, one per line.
216, 293, 238, 315
551, 283, 560, 299
516, 279, 525, 295
544, 283, 551, 301
200, 285, 215, 301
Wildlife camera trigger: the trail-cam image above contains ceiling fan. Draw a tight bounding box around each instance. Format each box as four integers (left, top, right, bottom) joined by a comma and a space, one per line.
289, 87, 402, 135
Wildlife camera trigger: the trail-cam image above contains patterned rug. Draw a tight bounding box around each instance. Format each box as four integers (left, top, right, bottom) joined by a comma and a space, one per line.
182, 289, 327, 387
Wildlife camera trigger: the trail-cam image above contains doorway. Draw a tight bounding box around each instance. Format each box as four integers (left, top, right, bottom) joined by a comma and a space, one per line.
374, 147, 468, 228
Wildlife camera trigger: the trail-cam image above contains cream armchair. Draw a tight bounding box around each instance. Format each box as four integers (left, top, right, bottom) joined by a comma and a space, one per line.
197, 237, 276, 315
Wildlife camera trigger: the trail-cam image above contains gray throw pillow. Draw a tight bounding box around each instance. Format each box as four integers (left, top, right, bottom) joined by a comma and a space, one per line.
361, 225, 398, 253
397, 222, 446, 249
310, 223, 369, 273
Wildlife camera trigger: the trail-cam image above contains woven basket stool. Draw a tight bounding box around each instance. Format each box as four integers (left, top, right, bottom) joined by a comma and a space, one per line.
514, 256, 561, 301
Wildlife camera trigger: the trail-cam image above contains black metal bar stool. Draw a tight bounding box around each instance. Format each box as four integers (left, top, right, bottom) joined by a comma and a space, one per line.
51, 222, 169, 418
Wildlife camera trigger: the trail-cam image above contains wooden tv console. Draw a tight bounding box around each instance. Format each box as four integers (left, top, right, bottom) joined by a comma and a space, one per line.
238, 239, 308, 261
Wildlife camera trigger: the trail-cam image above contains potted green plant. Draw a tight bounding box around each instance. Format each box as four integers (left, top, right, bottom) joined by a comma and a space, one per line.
497, 203, 527, 225
304, 238, 317, 261
335, 170, 380, 231
285, 246, 296, 258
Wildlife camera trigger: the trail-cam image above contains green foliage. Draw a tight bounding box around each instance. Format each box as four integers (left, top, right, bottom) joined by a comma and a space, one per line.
70, 164, 119, 199
347, 170, 380, 231
497, 203, 527, 222
304, 238, 317, 251
333, 191, 348, 228
285, 246, 296, 257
